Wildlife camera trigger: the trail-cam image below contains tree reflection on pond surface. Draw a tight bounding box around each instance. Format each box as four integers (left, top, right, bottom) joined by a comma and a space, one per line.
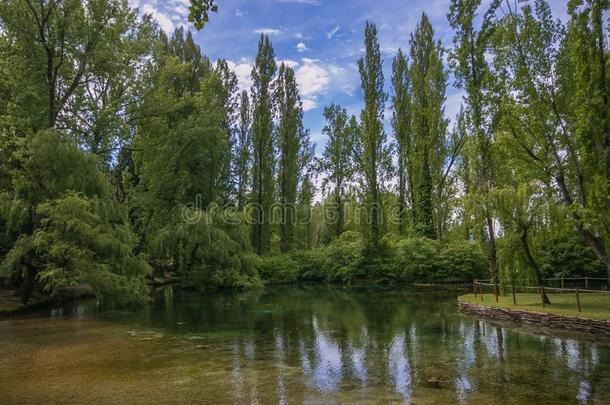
0, 286, 608, 404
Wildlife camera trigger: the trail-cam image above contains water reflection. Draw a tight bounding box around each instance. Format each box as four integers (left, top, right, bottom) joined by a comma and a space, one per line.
4, 286, 610, 404
387, 331, 412, 402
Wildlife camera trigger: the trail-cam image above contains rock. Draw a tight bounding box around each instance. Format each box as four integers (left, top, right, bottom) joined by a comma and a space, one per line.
427, 378, 441, 388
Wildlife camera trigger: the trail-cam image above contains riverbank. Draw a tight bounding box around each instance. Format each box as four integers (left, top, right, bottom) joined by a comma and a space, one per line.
459, 294, 610, 339
0, 285, 93, 315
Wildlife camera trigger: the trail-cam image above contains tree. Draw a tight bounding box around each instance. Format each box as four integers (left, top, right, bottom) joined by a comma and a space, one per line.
250, 34, 277, 255
276, 63, 305, 253
357, 22, 390, 246
297, 174, 315, 249
320, 104, 355, 239
489, 0, 610, 277
0, 0, 152, 153
235, 91, 252, 209
408, 13, 448, 239
1, 131, 150, 303
391, 49, 414, 235
449, 0, 499, 281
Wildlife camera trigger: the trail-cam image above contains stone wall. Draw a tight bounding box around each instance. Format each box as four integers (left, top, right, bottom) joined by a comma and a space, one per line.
458, 299, 610, 339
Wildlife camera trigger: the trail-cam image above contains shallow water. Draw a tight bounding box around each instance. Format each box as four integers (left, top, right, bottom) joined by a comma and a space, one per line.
0, 286, 609, 404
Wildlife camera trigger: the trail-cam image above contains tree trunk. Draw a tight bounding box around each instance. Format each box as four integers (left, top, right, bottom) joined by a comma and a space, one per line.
520, 225, 551, 304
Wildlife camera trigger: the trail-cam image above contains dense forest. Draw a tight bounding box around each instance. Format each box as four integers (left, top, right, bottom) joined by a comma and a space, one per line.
0, 0, 609, 305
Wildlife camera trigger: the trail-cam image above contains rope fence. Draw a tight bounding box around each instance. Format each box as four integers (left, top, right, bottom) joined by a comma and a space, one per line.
472, 280, 610, 313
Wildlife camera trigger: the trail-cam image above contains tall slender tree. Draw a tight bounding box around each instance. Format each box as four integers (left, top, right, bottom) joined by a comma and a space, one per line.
235, 91, 252, 209
250, 35, 277, 255
276, 63, 304, 253
357, 22, 389, 246
391, 49, 414, 235
408, 13, 448, 239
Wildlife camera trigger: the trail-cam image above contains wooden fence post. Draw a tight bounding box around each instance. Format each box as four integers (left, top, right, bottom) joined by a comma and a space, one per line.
480, 283, 484, 302
494, 283, 499, 303
540, 286, 546, 308
561, 277, 564, 293
575, 288, 581, 312
511, 281, 516, 305
473, 280, 477, 298
585, 277, 589, 290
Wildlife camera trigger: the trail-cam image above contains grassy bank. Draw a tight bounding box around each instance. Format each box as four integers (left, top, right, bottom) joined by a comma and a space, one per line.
460, 293, 610, 321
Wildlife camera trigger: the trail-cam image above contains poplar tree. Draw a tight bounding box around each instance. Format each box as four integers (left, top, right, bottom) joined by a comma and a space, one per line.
408, 13, 448, 239
276, 63, 304, 253
357, 22, 389, 246
235, 91, 252, 209
250, 35, 276, 255
391, 49, 414, 235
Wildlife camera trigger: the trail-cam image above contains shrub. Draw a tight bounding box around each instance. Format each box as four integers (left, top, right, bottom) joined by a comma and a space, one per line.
437, 240, 487, 282
541, 235, 607, 278
392, 237, 440, 282
258, 255, 299, 284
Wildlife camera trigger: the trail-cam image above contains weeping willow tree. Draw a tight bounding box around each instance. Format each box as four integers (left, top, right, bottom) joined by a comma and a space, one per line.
1, 131, 150, 303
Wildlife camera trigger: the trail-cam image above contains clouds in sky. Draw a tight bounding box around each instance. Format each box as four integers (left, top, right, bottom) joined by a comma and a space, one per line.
326, 26, 340, 40
130, 0, 572, 152
254, 28, 283, 36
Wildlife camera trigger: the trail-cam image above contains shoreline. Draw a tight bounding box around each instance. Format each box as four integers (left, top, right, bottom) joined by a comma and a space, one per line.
458, 298, 610, 341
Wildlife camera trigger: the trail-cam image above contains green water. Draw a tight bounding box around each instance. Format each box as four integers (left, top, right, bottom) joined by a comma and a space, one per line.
1, 286, 609, 404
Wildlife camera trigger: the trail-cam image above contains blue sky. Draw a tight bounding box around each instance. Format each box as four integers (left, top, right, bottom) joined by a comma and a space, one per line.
129, 0, 569, 153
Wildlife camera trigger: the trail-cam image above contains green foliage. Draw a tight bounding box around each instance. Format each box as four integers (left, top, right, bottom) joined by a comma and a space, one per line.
258, 232, 486, 285
150, 212, 262, 290
33, 193, 149, 302
408, 13, 448, 240
258, 255, 299, 284
437, 240, 488, 282
541, 235, 607, 279
2, 131, 149, 303
251, 35, 277, 255
356, 22, 391, 246
188, 0, 218, 30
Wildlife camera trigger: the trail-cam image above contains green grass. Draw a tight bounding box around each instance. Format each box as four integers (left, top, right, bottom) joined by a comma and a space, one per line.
461, 292, 610, 320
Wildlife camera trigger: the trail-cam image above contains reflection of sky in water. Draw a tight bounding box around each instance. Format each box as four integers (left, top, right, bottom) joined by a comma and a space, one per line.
309, 316, 343, 392
349, 328, 368, 386
274, 331, 287, 405
456, 322, 475, 403
480, 324, 505, 360
388, 331, 412, 403
231, 338, 244, 402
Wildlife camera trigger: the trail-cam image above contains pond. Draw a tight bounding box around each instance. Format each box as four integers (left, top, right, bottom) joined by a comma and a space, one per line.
0, 286, 609, 404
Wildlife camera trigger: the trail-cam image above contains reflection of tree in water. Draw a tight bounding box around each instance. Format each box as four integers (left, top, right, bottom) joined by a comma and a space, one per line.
60, 285, 610, 403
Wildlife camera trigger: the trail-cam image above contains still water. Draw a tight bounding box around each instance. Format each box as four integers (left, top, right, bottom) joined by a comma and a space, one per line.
0, 286, 609, 404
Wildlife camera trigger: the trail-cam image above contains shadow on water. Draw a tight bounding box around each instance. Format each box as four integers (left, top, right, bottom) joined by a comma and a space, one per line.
0, 285, 609, 404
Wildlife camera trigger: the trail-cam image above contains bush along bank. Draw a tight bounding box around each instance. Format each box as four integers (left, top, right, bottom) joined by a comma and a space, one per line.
258, 232, 488, 285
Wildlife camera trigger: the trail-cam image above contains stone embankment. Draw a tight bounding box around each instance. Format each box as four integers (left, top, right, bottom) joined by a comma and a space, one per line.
458, 299, 610, 339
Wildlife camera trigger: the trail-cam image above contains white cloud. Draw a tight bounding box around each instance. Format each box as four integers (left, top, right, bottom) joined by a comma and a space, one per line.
302, 99, 318, 111
174, 4, 189, 18
277, 59, 300, 69
294, 31, 304, 39
295, 58, 331, 111
296, 42, 308, 52
235, 8, 244, 18
143, 4, 175, 33
226, 59, 254, 94
255, 28, 283, 36
327, 26, 340, 39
